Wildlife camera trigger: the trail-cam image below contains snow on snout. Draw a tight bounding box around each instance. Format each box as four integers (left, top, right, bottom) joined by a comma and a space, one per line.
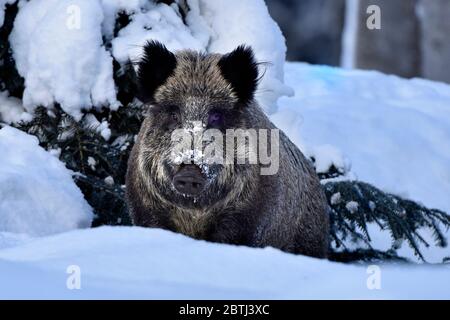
170, 121, 215, 179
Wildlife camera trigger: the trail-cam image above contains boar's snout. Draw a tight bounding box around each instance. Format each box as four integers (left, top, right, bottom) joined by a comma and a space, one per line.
172, 164, 206, 196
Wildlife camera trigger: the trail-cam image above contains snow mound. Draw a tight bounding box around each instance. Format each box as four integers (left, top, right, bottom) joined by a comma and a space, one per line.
111, 1, 206, 64
8, 0, 289, 119
196, 0, 293, 113
0, 226, 448, 299
112, 0, 291, 113
0, 91, 32, 124
272, 62, 450, 214
0, 126, 93, 236
10, 0, 120, 120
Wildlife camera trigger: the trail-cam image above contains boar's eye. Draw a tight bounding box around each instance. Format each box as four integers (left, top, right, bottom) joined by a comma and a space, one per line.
166, 111, 179, 130
207, 111, 224, 129
157, 104, 180, 131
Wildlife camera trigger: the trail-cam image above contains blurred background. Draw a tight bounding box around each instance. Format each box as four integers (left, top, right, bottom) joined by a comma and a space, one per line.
266, 0, 450, 84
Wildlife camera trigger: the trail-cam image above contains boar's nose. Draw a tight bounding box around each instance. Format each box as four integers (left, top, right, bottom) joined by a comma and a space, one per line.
172, 164, 206, 196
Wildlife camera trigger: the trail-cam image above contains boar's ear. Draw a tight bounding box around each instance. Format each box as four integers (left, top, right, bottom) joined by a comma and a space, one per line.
218, 45, 259, 105
137, 40, 177, 103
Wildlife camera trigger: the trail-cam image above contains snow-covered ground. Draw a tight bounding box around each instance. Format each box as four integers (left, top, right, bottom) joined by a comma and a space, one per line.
271, 62, 450, 264
0, 127, 93, 236
0, 226, 449, 300
1, 62, 449, 299
273, 63, 450, 214
0, 92, 32, 124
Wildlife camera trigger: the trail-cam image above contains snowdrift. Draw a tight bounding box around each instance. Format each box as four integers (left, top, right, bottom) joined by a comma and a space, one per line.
0, 226, 448, 299
0, 126, 93, 236
8, 0, 291, 118
273, 63, 450, 215
271, 63, 450, 263
0, 62, 449, 298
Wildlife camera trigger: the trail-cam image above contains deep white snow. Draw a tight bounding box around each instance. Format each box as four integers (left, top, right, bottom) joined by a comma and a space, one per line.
111, 0, 206, 65
271, 62, 450, 263
0, 62, 449, 298
0, 91, 32, 124
9, 0, 290, 119
112, 0, 292, 113
196, 0, 293, 113
0, 126, 93, 236
0, 226, 449, 299
10, 0, 120, 120
272, 63, 450, 215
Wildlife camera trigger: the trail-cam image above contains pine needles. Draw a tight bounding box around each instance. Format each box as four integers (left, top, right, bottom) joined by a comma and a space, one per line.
325, 180, 450, 263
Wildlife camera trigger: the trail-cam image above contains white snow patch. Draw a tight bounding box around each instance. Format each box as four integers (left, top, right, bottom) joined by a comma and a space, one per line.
0, 91, 32, 124
104, 176, 114, 186
82, 113, 111, 141
310, 144, 349, 175
99, 0, 149, 40
8, 0, 289, 118
112, 1, 206, 65
0, 126, 93, 236
273, 62, 450, 263
87, 156, 97, 170
10, 0, 120, 120
48, 148, 61, 158
197, 0, 293, 113
112, 134, 131, 151
345, 201, 359, 213
330, 192, 342, 205
0, 227, 448, 299
112, 0, 291, 113
0, 232, 31, 250
362, 222, 450, 264
273, 62, 450, 214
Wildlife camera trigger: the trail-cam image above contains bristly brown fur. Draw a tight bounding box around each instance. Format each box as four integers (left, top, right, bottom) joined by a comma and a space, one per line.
126, 42, 329, 258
